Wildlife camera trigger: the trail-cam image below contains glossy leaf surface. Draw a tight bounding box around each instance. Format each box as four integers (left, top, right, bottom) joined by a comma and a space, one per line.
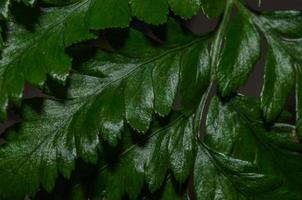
195, 96, 302, 200
0, 23, 210, 198
0, 1, 301, 200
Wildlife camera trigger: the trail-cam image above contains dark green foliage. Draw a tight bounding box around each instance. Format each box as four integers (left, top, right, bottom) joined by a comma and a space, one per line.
0, 0, 301, 199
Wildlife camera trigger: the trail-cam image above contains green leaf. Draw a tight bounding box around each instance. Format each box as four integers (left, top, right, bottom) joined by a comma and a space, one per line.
251, 11, 302, 122
93, 113, 196, 200
130, 0, 168, 25
0, 99, 100, 199
0, 0, 270, 122
152, 53, 180, 116
201, 0, 225, 19
194, 96, 302, 199
260, 37, 294, 122
207, 2, 260, 97
216, 7, 260, 96
87, 0, 131, 29
0, 24, 210, 198
67, 24, 209, 133
210, 3, 302, 123
125, 67, 154, 133
0, 1, 96, 120
98, 85, 125, 147
1, 1, 302, 199
0, 0, 133, 120
168, 0, 200, 19
179, 39, 210, 114
0, 0, 10, 19
157, 178, 187, 200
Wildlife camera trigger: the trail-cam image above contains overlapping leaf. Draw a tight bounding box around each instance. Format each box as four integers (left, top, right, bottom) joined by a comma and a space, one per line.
194, 96, 302, 199
0, 0, 98, 120
215, 4, 260, 96
0, 0, 223, 121
0, 22, 211, 199
0, 0, 299, 127
43, 161, 189, 200
0, 0, 132, 120
0, 0, 301, 199
93, 113, 195, 200
251, 10, 302, 123
211, 2, 302, 126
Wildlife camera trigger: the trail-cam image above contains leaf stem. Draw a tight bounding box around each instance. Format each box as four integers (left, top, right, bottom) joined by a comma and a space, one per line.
209, 0, 234, 79
194, 82, 214, 142
195, 0, 234, 143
